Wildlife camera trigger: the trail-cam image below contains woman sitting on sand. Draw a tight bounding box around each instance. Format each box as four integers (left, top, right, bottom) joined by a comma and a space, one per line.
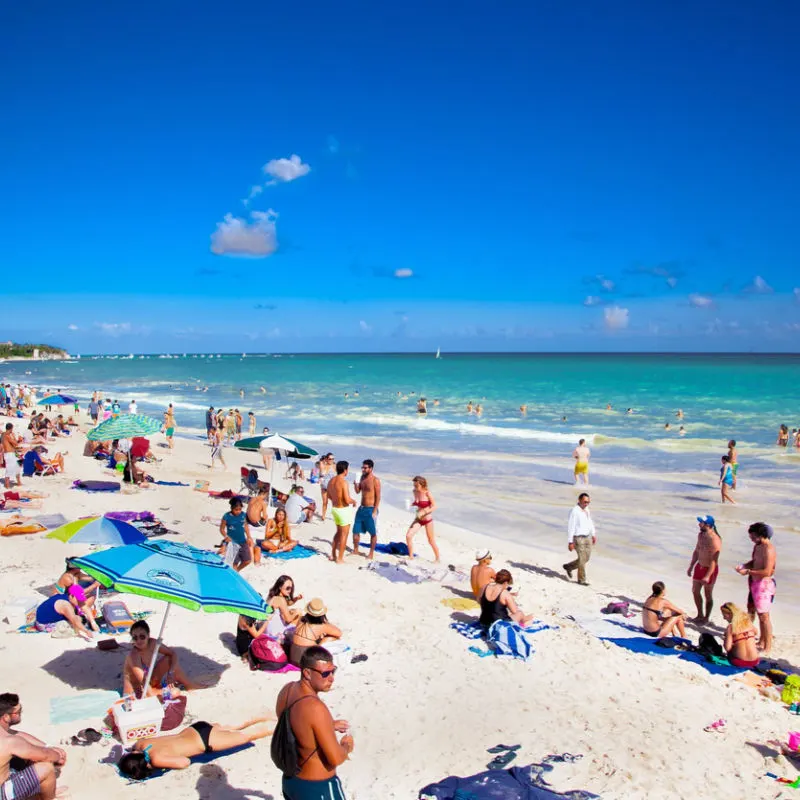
256, 508, 298, 557
55, 560, 100, 595
478, 569, 535, 628
118, 716, 274, 778
265, 574, 303, 643
289, 598, 341, 666
720, 601, 760, 668
123, 620, 201, 698
641, 582, 687, 639
235, 613, 268, 662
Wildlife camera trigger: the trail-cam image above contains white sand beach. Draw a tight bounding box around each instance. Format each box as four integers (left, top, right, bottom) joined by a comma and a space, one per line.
1, 421, 798, 800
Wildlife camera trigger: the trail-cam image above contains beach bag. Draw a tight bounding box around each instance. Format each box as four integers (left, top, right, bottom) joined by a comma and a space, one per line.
781, 675, 800, 705
249, 636, 288, 671
271, 696, 314, 776
697, 632, 725, 660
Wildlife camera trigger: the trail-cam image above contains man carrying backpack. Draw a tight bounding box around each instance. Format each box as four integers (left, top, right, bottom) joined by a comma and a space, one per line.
273, 646, 353, 799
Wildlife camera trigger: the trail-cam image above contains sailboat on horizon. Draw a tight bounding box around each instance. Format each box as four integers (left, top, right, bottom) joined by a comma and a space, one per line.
435, 347, 441, 359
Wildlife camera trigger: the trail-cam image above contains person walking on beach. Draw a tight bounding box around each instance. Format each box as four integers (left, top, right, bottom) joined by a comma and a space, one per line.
563, 493, 595, 586
727, 440, 738, 489
220, 498, 253, 573
405, 476, 440, 562
248, 411, 256, 435
209, 426, 226, 470
686, 515, 722, 624
205, 405, 216, 442
327, 462, 356, 564
735, 522, 777, 655
719, 455, 736, 504
0, 693, 66, 800
572, 438, 590, 485
163, 404, 176, 452
274, 646, 352, 800
352, 459, 381, 560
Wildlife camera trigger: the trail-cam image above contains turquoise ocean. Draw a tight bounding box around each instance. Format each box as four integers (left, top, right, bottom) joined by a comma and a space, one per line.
3, 353, 800, 483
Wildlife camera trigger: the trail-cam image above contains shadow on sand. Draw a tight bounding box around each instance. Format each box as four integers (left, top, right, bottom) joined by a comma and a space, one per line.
196, 764, 275, 800
508, 560, 569, 583
43, 646, 229, 691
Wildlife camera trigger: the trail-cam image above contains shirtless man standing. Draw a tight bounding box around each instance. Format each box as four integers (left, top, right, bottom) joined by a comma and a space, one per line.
275, 646, 352, 800
470, 549, 496, 599
572, 438, 590, 485
736, 522, 777, 655
0, 693, 65, 800
327, 462, 356, 564
686, 515, 722, 624
352, 459, 381, 560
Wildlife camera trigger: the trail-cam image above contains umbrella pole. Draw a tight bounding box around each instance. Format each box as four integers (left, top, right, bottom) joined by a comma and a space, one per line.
143, 603, 172, 692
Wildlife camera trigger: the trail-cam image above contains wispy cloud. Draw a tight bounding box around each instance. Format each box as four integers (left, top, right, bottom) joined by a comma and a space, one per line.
254, 303, 277, 311
604, 306, 629, 330
263, 154, 310, 184
583, 295, 603, 307
242, 185, 263, 206
743, 275, 773, 294
94, 322, 132, 337
584, 274, 616, 292
210, 210, 278, 257
359, 320, 372, 334
393, 268, 414, 279
67, 324, 79, 331
688, 293, 714, 308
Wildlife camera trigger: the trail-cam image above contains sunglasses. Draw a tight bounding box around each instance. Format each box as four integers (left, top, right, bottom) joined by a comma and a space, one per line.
131, 634, 148, 641
309, 665, 337, 678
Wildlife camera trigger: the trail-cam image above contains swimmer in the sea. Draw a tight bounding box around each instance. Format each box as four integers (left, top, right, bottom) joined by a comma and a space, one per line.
606, 403, 612, 411
417, 398, 427, 415
676, 409, 684, 419
626, 408, 633, 415
665, 423, 671, 431
433, 399, 439, 406
475, 404, 483, 416
679, 426, 686, 436
520, 404, 527, 415
466, 402, 473, 414
260, 386, 266, 394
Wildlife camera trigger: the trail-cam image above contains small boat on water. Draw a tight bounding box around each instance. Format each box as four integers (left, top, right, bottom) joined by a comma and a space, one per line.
435, 347, 441, 359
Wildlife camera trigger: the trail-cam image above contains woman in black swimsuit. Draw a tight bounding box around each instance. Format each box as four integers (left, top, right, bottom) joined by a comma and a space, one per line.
479, 570, 535, 628
118, 716, 275, 779
641, 581, 687, 639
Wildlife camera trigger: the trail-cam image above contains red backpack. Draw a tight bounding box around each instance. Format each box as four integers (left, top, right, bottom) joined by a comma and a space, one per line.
249, 635, 288, 671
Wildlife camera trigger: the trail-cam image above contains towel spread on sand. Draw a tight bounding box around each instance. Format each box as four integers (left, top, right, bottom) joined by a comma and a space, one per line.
419, 754, 600, 799
263, 544, 316, 560
49, 691, 121, 724
367, 561, 454, 584
450, 620, 485, 640
359, 541, 413, 556
33, 514, 70, 530
153, 481, 189, 486
72, 480, 120, 493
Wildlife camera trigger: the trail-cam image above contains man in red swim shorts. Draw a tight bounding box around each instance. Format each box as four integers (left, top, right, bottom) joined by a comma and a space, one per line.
686, 515, 722, 624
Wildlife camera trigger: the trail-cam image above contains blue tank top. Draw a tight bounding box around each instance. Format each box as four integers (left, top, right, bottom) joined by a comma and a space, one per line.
36, 595, 66, 625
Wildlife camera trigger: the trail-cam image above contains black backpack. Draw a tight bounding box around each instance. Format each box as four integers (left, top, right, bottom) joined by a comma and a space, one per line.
697, 632, 725, 660
271, 695, 316, 776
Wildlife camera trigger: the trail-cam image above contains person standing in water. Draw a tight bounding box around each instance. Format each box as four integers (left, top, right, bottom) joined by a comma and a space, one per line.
727, 440, 738, 489
719, 456, 736, 504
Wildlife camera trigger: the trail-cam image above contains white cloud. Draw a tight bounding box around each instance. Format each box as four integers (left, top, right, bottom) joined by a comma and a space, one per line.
242, 185, 263, 206
94, 322, 132, 337
359, 320, 372, 334
794, 288, 800, 302
67, 324, 79, 331
263, 154, 310, 184
583, 296, 602, 306
599, 277, 615, 292
666, 276, 678, 288
745, 275, 773, 294
604, 306, 629, 330
688, 293, 713, 308
394, 268, 413, 279
210, 210, 278, 257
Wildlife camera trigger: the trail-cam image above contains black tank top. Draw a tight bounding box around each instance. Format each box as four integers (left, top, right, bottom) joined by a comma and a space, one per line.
479, 585, 511, 627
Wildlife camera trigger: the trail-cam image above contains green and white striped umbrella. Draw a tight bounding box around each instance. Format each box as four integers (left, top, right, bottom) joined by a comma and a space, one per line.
87, 413, 163, 441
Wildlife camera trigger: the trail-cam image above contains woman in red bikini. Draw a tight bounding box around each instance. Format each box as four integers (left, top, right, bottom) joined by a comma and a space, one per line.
720, 601, 759, 668
405, 475, 440, 562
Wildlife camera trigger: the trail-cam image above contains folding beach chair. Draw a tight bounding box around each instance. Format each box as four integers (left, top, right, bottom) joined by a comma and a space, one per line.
239, 467, 258, 496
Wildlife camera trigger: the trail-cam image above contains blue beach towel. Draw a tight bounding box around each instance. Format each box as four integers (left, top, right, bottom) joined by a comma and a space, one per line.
450, 620, 485, 640
153, 481, 190, 487
264, 544, 315, 560
72, 480, 120, 493
602, 636, 749, 676
50, 691, 120, 725
106, 742, 255, 781
359, 541, 412, 556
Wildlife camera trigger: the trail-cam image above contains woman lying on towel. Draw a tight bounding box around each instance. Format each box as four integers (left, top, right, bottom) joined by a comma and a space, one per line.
118, 716, 275, 778
641, 582, 687, 639
720, 601, 760, 668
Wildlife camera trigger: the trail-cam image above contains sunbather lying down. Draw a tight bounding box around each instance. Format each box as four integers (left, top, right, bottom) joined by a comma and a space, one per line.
118, 716, 275, 778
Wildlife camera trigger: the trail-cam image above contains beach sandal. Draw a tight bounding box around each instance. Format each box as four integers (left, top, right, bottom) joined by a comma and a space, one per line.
350, 654, 368, 664
487, 743, 522, 754
486, 749, 518, 769
703, 719, 726, 733
70, 727, 102, 746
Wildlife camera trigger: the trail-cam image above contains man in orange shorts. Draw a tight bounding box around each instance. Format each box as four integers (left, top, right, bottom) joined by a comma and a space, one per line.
686, 515, 721, 624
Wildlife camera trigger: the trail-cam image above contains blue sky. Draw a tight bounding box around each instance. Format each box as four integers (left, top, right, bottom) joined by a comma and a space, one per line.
2, 1, 799, 353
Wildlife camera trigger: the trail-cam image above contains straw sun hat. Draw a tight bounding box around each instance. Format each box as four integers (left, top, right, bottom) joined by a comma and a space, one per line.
306, 598, 327, 617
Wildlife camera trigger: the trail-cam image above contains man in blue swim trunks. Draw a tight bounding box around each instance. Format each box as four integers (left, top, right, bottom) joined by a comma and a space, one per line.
274, 647, 352, 800
352, 459, 381, 560
0, 693, 65, 800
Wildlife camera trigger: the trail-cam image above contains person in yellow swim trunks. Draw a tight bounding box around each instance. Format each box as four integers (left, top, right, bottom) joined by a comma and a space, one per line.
573, 438, 591, 485
326, 461, 356, 563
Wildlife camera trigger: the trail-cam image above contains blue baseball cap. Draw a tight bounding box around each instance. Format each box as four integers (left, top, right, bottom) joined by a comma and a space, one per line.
697, 515, 716, 527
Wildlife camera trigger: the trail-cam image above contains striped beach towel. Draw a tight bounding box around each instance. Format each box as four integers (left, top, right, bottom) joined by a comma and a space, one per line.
487, 620, 557, 661
449, 620, 485, 640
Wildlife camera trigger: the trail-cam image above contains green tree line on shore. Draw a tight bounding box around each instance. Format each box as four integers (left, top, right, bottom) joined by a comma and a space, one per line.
0, 342, 67, 358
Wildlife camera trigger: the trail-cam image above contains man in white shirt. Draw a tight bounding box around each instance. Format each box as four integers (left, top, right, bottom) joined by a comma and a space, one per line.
563, 493, 596, 586
284, 485, 315, 524
128, 400, 138, 415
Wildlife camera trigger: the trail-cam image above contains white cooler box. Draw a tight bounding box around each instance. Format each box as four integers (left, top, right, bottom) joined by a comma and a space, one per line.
112, 696, 164, 744
3, 596, 41, 628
